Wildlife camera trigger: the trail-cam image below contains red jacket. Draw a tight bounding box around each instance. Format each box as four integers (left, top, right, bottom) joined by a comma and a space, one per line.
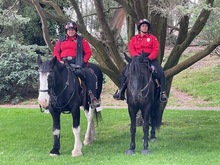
53, 35, 92, 63
128, 33, 159, 60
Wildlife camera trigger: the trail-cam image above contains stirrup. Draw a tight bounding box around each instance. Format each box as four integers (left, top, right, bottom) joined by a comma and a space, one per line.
160, 92, 167, 102
113, 89, 125, 100
91, 98, 100, 108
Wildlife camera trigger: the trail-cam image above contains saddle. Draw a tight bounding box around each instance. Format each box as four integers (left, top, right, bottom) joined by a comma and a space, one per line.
68, 63, 98, 108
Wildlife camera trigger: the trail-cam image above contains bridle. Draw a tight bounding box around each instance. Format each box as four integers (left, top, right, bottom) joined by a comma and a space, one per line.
128, 57, 153, 99
49, 63, 77, 110
38, 63, 77, 112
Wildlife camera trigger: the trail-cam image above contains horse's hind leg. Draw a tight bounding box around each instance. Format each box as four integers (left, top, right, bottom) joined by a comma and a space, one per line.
150, 124, 157, 142
71, 107, 83, 157
83, 108, 96, 145
72, 126, 83, 157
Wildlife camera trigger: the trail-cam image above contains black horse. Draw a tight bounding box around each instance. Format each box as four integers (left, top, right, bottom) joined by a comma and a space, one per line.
37, 55, 103, 157
125, 53, 161, 155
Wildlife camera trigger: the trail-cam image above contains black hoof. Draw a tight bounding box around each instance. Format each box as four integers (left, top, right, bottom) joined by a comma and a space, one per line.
142, 149, 151, 155
125, 149, 135, 155
49, 148, 60, 156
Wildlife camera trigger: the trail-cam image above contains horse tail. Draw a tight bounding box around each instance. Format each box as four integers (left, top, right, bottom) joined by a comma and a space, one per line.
150, 87, 162, 128
94, 111, 102, 125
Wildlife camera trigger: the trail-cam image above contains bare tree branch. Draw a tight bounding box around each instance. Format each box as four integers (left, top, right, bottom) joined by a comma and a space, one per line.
31, 0, 53, 51
93, 0, 125, 69
114, 0, 138, 21
39, 0, 64, 16
166, 35, 220, 78
164, 0, 214, 70
82, 6, 123, 18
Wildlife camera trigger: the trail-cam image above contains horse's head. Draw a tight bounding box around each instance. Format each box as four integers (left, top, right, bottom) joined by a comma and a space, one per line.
127, 53, 153, 101
37, 55, 55, 108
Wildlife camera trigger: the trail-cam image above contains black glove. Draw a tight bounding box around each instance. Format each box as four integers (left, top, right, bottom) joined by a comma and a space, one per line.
143, 57, 150, 63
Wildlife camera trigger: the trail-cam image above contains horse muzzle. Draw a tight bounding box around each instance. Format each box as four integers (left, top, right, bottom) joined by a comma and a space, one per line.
38, 91, 50, 108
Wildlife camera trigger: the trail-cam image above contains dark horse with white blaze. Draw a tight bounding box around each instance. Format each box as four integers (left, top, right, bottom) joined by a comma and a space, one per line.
125, 53, 161, 155
37, 55, 103, 157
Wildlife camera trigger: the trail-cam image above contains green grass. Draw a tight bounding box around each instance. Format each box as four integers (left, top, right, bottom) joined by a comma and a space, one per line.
0, 108, 220, 165
172, 64, 220, 107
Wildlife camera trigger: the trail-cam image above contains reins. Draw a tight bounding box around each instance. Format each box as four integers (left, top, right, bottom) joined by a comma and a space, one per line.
140, 63, 153, 98
140, 71, 153, 98
50, 63, 77, 111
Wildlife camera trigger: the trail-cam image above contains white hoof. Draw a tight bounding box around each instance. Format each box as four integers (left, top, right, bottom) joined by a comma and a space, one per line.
71, 150, 83, 157
83, 139, 92, 145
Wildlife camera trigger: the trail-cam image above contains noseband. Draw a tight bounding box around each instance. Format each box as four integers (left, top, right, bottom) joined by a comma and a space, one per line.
39, 89, 49, 92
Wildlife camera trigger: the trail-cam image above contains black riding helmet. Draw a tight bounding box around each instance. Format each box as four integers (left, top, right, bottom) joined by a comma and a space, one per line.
65, 21, 77, 32
137, 19, 151, 32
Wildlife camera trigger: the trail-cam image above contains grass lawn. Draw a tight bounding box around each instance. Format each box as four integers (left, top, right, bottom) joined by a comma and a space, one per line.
0, 108, 220, 165
172, 58, 220, 107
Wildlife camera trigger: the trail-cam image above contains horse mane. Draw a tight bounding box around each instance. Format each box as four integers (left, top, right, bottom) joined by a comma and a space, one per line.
128, 56, 141, 75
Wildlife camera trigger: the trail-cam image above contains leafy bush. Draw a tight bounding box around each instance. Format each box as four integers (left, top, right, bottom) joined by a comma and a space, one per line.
0, 36, 50, 103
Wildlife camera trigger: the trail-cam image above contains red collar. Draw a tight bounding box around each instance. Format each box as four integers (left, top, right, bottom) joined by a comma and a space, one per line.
137, 33, 150, 38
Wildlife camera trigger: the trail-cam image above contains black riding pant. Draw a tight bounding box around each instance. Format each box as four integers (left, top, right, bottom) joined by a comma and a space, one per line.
120, 59, 166, 91
150, 59, 166, 91
81, 67, 97, 98
66, 59, 97, 98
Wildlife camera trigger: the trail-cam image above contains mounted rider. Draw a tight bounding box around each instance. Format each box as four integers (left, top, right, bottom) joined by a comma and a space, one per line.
53, 21, 100, 108
113, 19, 168, 102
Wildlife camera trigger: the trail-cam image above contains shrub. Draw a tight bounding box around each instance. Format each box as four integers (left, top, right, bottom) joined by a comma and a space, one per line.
0, 36, 50, 103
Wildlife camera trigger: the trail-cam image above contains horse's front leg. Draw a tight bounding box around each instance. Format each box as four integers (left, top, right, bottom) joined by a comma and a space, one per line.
71, 106, 83, 157
49, 109, 61, 156
126, 106, 137, 155
141, 107, 151, 155
83, 107, 96, 145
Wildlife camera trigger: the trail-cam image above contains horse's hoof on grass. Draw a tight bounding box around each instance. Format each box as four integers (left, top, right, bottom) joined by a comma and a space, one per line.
83, 139, 93, 145
49, 153, 60, 157
72, 150, 83, 157
49, 148, 60, 156
142, 149, 151, 155
150, 137, 157, 142
125, 149, 135, 155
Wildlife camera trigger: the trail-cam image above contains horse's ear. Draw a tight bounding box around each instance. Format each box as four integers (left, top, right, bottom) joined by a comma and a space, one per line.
37, 55, 42, 66
124, 52, 131, 63
49, 56, 58, 69
139, 51, 145, 63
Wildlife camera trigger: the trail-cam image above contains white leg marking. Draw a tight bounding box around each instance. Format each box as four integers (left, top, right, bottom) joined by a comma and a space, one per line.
53, 129, 60, 139
72, 127, 82, 157
84, 107, 96, 145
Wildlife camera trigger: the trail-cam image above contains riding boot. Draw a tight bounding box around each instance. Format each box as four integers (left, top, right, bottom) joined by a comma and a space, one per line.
113, 65, 128, 100
113, 83, 126, 100
160, 91, 167, 103
159, 84, 168, 102
88, 90, 100, 108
